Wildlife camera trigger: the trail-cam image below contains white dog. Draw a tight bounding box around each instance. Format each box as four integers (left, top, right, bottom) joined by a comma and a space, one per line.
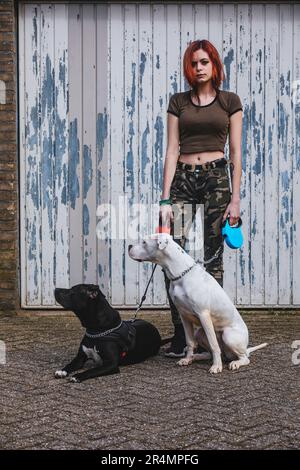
128, 233, 267, 374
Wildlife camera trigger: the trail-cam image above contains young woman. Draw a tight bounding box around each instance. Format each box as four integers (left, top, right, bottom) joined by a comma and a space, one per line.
160, 39, 243, 357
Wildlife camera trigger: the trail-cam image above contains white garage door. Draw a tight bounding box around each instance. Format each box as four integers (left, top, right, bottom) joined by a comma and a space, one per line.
19, 2, 300, 308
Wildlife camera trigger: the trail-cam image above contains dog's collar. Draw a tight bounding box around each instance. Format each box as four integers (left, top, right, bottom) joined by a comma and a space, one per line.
85, 321, 123, 338
164, 263, 197, 282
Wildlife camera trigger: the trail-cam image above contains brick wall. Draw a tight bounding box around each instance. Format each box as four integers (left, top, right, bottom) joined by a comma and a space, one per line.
0, 0, 18, 313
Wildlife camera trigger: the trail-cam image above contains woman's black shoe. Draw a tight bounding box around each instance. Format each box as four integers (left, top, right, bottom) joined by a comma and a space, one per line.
164, 324, 187, 358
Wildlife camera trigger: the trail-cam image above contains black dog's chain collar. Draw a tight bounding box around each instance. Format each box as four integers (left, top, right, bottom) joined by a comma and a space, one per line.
85, 321, 123, 338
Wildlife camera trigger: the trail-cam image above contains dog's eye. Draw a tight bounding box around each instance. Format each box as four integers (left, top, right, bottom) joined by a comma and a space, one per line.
89, 290, 98, 299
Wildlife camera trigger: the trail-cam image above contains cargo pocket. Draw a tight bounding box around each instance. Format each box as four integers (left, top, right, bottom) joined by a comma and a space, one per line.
170, 169, 182, 195
209, 167, 223, 178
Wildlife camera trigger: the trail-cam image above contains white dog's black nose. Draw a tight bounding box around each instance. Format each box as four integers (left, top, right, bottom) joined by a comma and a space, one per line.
128, 245, 133, 252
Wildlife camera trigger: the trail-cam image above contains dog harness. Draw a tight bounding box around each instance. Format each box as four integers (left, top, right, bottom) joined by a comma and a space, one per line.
84, 320, 136, 359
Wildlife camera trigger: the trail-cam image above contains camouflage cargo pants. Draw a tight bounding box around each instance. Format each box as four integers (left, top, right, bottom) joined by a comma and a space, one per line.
164, 159, 231, 326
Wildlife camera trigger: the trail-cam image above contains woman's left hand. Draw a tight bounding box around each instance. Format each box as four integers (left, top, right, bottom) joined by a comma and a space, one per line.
222, 199, 240, 226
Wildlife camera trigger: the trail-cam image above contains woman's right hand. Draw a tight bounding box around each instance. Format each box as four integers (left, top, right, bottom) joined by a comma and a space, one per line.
159, 204, 174, 230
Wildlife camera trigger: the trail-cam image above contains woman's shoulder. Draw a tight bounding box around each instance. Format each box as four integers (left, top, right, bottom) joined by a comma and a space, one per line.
218, 89, 243, 114
167, 91, 190, 116
218, 89, 242, 103
218, 89, 240, 99
169, 90, 190, 102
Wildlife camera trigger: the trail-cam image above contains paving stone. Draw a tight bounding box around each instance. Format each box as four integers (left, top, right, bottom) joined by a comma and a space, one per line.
0, 312, 299, 450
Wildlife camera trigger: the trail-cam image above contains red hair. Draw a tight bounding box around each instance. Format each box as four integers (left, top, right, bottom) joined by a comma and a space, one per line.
183, 40, 225, 91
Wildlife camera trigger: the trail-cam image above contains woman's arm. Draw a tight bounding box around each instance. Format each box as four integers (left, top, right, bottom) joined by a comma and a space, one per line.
223, 110, 243, 224
161, 113, 180, 199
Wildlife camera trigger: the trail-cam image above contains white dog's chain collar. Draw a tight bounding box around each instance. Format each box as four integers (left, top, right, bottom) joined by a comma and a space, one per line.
166, 263, 197, 282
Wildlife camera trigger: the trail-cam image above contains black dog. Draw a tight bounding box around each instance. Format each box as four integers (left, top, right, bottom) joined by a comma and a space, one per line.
54, 284, 169, 383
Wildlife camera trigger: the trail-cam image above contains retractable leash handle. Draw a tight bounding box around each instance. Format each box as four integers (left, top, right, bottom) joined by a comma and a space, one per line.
221, 217, 243, 249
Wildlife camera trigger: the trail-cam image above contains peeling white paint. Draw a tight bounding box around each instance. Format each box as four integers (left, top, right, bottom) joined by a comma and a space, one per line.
19, 2, 300, 308
0, 80, 6, 105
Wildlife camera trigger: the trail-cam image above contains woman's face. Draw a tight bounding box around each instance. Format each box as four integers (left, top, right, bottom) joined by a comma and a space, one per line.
191, 49, 213, 85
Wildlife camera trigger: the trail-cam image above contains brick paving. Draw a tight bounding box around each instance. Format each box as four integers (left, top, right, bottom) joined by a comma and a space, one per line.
0, 310, 299, 450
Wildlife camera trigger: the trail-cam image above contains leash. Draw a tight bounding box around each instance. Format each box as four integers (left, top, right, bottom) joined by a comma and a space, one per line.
196, 245, 222, 267
133, 263, 158, 319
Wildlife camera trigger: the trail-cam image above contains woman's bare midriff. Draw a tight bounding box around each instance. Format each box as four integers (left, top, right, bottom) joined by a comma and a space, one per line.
178, 150, 224, 165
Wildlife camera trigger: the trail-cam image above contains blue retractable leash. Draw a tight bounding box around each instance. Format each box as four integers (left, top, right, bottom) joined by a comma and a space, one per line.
221, 217, 243, 249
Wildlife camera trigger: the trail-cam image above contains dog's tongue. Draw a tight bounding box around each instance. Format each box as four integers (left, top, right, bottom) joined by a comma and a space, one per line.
155, 225, 171, 234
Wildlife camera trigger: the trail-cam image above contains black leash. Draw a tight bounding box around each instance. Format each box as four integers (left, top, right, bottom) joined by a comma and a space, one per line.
133, 263, 158, 319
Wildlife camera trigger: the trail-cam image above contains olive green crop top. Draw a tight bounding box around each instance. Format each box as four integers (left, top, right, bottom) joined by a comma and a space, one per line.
167, 89, 243, 154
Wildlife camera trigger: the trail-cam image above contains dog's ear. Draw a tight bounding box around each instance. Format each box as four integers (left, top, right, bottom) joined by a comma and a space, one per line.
87, 286, 100, 299
157, 235, 169, 251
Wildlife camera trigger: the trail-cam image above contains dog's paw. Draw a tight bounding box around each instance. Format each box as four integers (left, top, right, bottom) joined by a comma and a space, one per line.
209, 364, 223, 374
228, 360, 241, 371
55, 370, 68, 379
69, 375, 81, 383
177, 357, 193, 366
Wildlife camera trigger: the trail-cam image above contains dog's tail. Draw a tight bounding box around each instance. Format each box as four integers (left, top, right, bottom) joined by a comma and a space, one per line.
246, 342, 268, 356
160, 337, 173, 346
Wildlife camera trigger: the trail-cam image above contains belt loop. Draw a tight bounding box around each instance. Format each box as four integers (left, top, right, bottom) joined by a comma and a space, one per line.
191, 164, 195, 171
